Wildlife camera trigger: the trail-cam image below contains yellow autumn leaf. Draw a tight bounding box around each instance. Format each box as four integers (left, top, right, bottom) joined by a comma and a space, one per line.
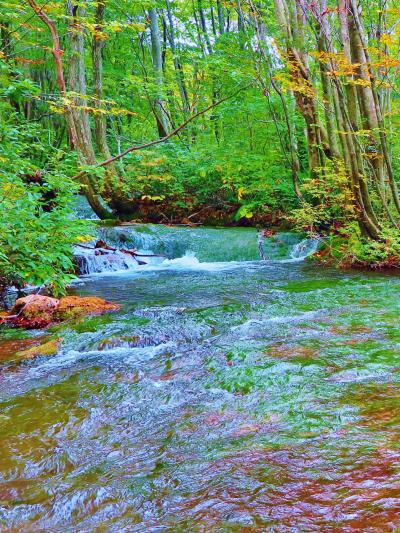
237, 187, 246, 200
380, 34, 394, 46
76, 235, 93, 243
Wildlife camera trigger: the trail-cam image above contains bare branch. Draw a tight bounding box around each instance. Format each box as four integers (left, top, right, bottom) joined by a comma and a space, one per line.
71, 84, 251, 181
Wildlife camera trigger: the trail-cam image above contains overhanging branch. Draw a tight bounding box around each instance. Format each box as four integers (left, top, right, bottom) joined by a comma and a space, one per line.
71, 85, 251, 181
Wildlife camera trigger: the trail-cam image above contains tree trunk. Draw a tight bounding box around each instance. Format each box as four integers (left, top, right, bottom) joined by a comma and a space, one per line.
337, 0, 380, 238
216, 0, 225, 34
149, 8, 169, 138
250, 1, 303, 199
197, 0, 213, 54
165, 0, 190, 118
92, 0, 112, 159
349, 0, 400, 216
66, 2, 97, 166
26, 0, 112, 219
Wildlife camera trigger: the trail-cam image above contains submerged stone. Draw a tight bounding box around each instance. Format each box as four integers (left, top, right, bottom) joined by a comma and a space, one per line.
15, 339, 61, 360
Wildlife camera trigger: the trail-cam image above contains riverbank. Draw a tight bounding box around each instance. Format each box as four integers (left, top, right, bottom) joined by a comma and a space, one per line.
74, 194, 291, 228
313, 234, 400, 272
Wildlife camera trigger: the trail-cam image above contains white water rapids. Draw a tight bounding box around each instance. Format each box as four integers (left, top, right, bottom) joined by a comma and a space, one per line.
74, 226, 321, 277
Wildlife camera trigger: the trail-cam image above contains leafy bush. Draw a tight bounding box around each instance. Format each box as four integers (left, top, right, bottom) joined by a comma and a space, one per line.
0, 104, 93, 295
290, 159, 355, 232
313, 221, 400, 269
116, 142, 296, 219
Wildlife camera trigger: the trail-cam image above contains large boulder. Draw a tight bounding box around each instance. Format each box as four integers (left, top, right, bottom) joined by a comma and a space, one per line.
11, 295, 60, 328
2, 294, 121, 329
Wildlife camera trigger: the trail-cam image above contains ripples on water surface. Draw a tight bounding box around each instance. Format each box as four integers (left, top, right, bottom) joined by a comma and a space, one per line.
1, 226, 400, 531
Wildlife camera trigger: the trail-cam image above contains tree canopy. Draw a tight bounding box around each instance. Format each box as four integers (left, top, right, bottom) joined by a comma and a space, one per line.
1, 0, 400, 291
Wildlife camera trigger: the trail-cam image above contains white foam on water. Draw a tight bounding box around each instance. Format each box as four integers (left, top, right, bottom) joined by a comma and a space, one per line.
0, 341, 176, 399
230, 309, 325, 338
290, 237, 320, 260
73, 234, 321, 279
156, 252, 248, 271
74, 252, 254, 280
161, 252, 201, 268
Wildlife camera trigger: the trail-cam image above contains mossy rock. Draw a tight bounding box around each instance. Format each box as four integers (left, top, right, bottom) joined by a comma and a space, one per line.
15, 339, 61, 361
8, 295, 60, 328
55, 296, 121, 321
2, 295, 122, 329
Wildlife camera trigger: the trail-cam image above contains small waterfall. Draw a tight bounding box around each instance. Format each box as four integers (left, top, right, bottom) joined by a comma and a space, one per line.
262, 232, 304, 260
98, 225, 261, 262
73, 226, 321, 276
290, 237, 320, 260
74, 247, 138, 275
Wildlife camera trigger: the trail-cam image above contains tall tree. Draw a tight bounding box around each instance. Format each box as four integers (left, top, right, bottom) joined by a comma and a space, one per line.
149, 7, 169, 137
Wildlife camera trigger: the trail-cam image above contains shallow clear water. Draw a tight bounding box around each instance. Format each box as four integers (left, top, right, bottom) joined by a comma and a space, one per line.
1, 226, 400, 531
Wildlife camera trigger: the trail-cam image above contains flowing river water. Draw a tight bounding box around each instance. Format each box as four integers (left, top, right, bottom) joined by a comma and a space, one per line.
1, 225, 400, 531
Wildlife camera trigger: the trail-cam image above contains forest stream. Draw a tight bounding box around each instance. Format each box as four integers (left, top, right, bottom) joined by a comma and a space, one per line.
1, 225, 400, 531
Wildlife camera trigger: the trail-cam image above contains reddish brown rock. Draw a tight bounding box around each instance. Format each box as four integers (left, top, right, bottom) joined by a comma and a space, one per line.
10, 316, 53, 329
12, 295, 59, 317
1, 294, 121, 329
10, 295, 60, 328
55, 296, 121, 321
0, 338, 43, 362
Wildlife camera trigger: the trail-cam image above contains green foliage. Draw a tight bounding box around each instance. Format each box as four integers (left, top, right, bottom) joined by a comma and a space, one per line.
115, 141, 296, 219
0, 102, 93, 294
2, 0, 400, 280
290, 160, 355, 232
320, 224, 400, 268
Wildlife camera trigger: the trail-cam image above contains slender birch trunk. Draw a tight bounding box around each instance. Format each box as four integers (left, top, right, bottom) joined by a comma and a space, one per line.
149, 8, 169, 138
